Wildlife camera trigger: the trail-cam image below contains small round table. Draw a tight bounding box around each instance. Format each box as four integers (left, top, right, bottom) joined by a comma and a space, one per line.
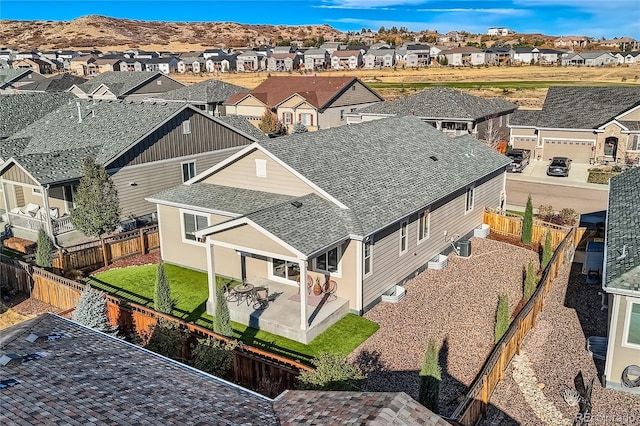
232, 283, 255, 306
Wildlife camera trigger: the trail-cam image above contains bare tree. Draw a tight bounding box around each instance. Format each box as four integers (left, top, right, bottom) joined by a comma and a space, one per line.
480, 114, 504, 151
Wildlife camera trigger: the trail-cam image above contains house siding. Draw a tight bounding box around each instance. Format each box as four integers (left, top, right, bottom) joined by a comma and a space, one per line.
619, 107, 640, 121
110, 147, 243, 218
2, 164, 38, 186
326, 82, 382, 109
362, 171, 504, 310
202, 149, 318, 197
320, 103, 380, 129
109, 109, 254, 169
607, 294, 640, 391
212, 224, 298, 259
126, 75, 184, 96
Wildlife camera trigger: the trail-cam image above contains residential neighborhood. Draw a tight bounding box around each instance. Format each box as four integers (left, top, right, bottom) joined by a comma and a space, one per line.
1, 11, 639, 426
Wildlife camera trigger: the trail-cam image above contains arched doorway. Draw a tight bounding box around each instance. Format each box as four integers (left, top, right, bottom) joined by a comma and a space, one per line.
604, 136, 618, 159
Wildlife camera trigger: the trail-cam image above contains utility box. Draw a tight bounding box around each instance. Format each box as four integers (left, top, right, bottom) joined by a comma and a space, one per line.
456, 240, 472, 258
582, 240, 604, 283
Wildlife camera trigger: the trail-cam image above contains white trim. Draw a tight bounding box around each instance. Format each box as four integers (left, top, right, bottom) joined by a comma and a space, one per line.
182, 119, 191, 135
227, 93, 266, 107
615, 103, 640, 121
208, 239, 300, 264
179, 208, 210, 246
255, 158, 267, 178
621, 297, 640, 350
0, 158, 43, 186
356, 240, 364, 312
417, 211, 430, 244
399, 220, 408, 255
605, 294, 620, 381
156, 205, 164, 260
267, 258, 300, 286
363, 239, 373, 279
312, 244, 343, 278
597, 119, 629, 131
181, 159, 196, 182
538, 126, 604, 133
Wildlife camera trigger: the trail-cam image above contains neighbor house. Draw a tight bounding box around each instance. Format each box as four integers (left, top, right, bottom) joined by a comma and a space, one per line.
442, 47, 486, 66
68, 71, 184, 100
302, 49, 330, 70
223, 75, 383, 132
554, 36, 590, 48
602, 166, 640, 394
266, 53, 300, 72
235, 51, 265, 72
144, 57, 179, 74
614, 51, 640, 65
0, 100, 258, 242
14, 73, 87, 93
363, 48, 395, 68
205, 53, 237, 73
0, 69, 47, 92
562, 51, 616, 66
11, 58, 54, 74
177, 57, 204, 74
346, 86, 517, 142
93, 58, 124, 74
509, 86, 640, 163
69, 55, 97, 76
147, 116, 510, 343
330, 50, 362, 70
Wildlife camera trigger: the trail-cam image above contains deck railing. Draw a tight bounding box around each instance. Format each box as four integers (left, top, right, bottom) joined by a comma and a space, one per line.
8, 212, 76, 235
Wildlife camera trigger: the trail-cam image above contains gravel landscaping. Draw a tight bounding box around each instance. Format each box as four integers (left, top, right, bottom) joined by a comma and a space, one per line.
350, 237, 539, 417
483, 261, 640, 425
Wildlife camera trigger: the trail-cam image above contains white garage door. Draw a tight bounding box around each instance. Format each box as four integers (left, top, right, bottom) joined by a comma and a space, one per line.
511, 137, 536, 153
543, 140, 594, 163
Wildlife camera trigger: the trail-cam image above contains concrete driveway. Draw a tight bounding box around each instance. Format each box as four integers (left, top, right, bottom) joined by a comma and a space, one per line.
507, 160, 600, 189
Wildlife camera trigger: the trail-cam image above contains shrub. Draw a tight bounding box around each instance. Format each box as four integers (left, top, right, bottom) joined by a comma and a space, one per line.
35, 228, 53, 269
154, 261, 173, 314
541, 231, 553, 270
418, 338, 441, 414
524, 260, 538, 300
213, 284, 232, 337
191, 337, 238, 378
495, 292, 510, 343
522, 195, 533, 245
72, 283, 114, 334
296, 352, 366, 391
291, 121, 308, 134
143, 320, 184, 360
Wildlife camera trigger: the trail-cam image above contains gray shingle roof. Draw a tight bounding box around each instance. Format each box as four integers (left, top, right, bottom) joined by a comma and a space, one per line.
605, 167, 640, 294
76, 71, 179, 97
510, 109, 540, 127
536, 86, 640, 129
0, 313, 279, 425
0, 68, 29, 84
148, 183, 295, 216
217, 115, 267, 140
151, 79, 248, 104
15, 73, 87, 92
259, 115, 511, 235
359, 86, 517, 120
0, 93, 75, 139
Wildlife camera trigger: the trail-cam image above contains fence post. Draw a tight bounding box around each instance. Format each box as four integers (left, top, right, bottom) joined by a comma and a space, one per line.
139, 228, 146, 255
57, 249, 65, 273
481, 375, 488, 418
101, 237, 109, 268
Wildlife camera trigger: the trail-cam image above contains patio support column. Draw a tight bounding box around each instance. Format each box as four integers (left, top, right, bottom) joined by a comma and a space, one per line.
205, 241, 217, 316
299, 259, 308, 331
1, 179, 11, 226
41, 185, 54, 240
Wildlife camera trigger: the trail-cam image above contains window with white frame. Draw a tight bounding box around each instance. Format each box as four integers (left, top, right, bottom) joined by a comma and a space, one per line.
182, 161, 196, 182
624, 301, 640, 348
465, 187, 475, 212
300, 113, 312, 126
399, 221, 408, 254
418, 211, 430, 242
182, 212, 208, 242
363, 240, 372, 276
255, 158, 267, 178
271, 258, 300, 282
182, 119, 191, 134
314, 245, 340, 274
632, 134, 640, 151
32, 187, 42, 195
283, 112, 293, 124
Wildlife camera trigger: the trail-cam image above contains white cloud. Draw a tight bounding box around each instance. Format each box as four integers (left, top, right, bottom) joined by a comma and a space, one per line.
416, 8, 527, 16
316, 0, 427, 9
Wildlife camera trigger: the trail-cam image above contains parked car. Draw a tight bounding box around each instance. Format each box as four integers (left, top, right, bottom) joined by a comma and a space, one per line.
506, 148, 531, 173
547, 157, 572, 177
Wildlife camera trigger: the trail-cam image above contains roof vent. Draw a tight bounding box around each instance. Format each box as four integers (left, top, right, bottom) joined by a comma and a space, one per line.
0, 379, 19, 389
0, 353, 22, 367
291, 201, 303, 208
26, 332, 64, 343
430, 155, 438, 161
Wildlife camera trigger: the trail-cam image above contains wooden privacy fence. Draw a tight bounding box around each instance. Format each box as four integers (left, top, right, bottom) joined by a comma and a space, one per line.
2, 259, 308, 395
483, 207, 570, 248
451, 226, 585, 425
52, 225, 159, 274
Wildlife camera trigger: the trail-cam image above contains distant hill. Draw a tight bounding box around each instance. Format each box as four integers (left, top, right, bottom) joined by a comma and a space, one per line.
0, 15, 345, 51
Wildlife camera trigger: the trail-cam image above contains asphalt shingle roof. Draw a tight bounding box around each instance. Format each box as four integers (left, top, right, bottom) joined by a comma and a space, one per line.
359, 86, 517, 120
605, 167, 640, 294
510, 109, 540, 127
152, 79, 248, 104
0, 93, 75, 139
14, 73, 87, 92
0, 69, 29, 84
536, 86, 640, 129
76, 71, 179, 97
217, 115, 268, 140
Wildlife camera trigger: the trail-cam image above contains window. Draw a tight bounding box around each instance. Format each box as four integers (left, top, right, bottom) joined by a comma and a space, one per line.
465, 187, 475, 213
32, 187, 42, 195
255, 158, 267, 178
182, 161, 196, 182
363, 240, 372, 276
283, 112, 293, 124
399, 221, 408, 254
315, 245, 340, 274
632, 134, 640, 151
300, 113, 312, 126
271, 259, 300, 282
418, 211, 430, 242
340, 110, 345, 121
156, 79, 162, 85
350, 108, 357, 113
624, 301, 640, 348
182, 212, 208, 242
182, 119, 191, 134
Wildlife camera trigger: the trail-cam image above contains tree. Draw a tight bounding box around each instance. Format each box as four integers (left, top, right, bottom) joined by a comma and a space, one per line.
192, 337, 238, 377
70, 157, 120, 237
35, 228, 53, 270
481, 114, 503, 150
291, 121, 308, 134
72, 283, 114, 334
541, 231, 553, 270
524, 260, 538, 300
522, 195, 533, 245
154, 260, 173, 314
296, 352, 366, 391
258, 110, 285, 135
213, 284, 232, 337
143, 321, 183, 360
495, 292, 510, 343
418, 338, 441, 414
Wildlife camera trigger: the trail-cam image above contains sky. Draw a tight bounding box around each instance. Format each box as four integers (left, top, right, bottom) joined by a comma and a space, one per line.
1, 0, 638, 39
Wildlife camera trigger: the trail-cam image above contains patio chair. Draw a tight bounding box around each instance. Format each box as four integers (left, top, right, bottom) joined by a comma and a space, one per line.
253, 287, 269, 310
323, 279, 338, 302
297, 274, 314, 295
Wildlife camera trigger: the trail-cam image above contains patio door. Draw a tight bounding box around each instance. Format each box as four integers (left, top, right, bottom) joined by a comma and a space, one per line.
63, 185, 75, 213
270, 258, 300, 284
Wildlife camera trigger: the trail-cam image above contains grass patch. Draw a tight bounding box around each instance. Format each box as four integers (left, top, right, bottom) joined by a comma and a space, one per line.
89, 264, 378, 365
506, 209, 524, 216
367, 80, 637, 91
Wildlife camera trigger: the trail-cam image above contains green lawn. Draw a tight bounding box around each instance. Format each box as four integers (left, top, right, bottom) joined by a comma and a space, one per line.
367, 80, 638, 91
89, 264, 378, 364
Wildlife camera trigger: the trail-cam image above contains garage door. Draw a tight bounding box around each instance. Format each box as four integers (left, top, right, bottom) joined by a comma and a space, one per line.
511, 137, 536, 153
543, 140, 594, 163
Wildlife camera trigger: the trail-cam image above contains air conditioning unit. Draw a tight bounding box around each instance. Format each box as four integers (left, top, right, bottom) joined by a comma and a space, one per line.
456, 240, 472, 258
119, 218, 137, 232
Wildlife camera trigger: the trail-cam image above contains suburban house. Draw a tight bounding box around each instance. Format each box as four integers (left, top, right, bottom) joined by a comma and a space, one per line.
235, 51, 266, 72
509, 86, 640, 163
119, 58, 145, 72
0, 313, 449, 425
346, 86, 517, 142
146, 78, 249, 117
363, 48, 395, 68
487, 27, 516, 36
438, 31, 466, 44
68, 71, 184, 100
93, 58, 123, 73
484, 47, 512, 66
177, 57, 204, 73
537, 48, 565, 65
0, 69, 47, 92
69, 55, 97, 76
11, 58, 54, 74
0, 93, 75, 140
266, 53, 300, 72
330, 50, 362, 70
223, 75, 384, 131
202, 48, 228, 59
562, 51, 616, 66
319, 41, 342, 54
0, 100, 259, 242
147, 115, 510, 343
205, 53, 237, 73
302, 49, 330, 70
15, 73, 87, 93
401, 44, 431, 68
614, 51, 640, 65
602, 167, 640, 394
512, 47, 541, 64
144, 57, 178, 74
599, 37, 639, 50
554, 36, 590, 48
442, 47, 486, 66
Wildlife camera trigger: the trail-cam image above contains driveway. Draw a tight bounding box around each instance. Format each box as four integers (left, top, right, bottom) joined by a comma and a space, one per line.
507, 160, 598, 188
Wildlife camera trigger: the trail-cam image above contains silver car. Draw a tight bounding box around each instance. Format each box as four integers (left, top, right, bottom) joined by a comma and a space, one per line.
547, 157, 572, 177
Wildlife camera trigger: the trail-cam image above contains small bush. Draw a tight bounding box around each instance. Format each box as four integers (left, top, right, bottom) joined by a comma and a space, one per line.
523, 260, 538, 300
191, 337, 238, 378
72, 283, 115, 334
35, 228, 53, 269
418, 338, 441, 414
213, 284, 232, 337
154, 261, 173, 314
522, 195, 533, 245
541, 231, 553, 269
296, 352, 366, 391
495, 292, 510, 343
143, 320, 184, 360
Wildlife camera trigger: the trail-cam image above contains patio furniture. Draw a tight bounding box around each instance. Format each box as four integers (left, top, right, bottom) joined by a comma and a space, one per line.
252, 287, 269, 310
228, 283, 254, 306
586, 336, 607, 360
297, 274, 314, 295
323, 279, 338, 301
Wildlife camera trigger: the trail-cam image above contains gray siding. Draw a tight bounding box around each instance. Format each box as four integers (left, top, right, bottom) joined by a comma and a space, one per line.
127, 74, 184, 96
327, 81, 383, 109
476, 112, 512, 142
109, 147, 243, 218
362, 170, 504, 310
109, 109, 254, 169
320, 103, 382, 129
